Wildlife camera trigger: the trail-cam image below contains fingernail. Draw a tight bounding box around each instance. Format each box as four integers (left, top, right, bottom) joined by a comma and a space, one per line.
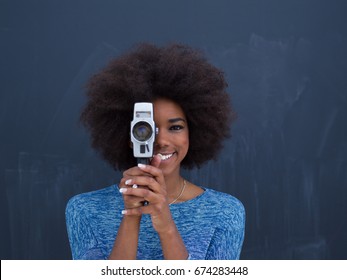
119, 188, 127, 193
125, 179, 132, 185
121, 210, 127, 215
132, 184, 138, 189
138, 163, 146, 169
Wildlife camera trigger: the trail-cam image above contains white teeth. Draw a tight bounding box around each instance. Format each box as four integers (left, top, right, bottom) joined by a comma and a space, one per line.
157, 153, 174, 161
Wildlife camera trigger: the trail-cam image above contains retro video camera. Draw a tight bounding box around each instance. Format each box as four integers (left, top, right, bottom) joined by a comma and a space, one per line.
130, 102, 157, 164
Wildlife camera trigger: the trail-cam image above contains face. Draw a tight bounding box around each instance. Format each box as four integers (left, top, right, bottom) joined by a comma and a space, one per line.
153, 98, 189, 177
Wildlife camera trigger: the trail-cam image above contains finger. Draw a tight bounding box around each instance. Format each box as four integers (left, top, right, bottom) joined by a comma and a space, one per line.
119, 186, 156, 202
122, 166, 139, 177
150, 154, 162, 168
126, 175, 165, 194
121, 204, 153, 216
123, 166, 154, 178
137, 163, 165, 187
123, 196, 146, 208
121, 208, 143, 216
122, 178, 151, 191
120, 175, 141, 187
120, 190, 149, 209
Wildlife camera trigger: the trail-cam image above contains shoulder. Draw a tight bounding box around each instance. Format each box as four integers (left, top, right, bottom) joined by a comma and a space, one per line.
199, 188, 245, 228
65, 185, 119, 217
203, 188, 245, 212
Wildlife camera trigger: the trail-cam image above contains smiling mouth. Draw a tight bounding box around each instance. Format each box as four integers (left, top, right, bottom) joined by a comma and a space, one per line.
157, 153, 175, 161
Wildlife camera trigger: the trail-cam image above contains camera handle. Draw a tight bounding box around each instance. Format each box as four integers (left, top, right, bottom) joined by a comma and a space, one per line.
137, 158, 150, 165
136, 158, 150, 206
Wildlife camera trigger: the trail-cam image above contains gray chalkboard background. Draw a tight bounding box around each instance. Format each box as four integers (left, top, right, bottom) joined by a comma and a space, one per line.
1, 0, 346, 259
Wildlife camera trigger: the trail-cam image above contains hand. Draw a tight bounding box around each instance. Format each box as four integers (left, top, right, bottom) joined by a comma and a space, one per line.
119, 155, 175, 233
119, 167, 150, 211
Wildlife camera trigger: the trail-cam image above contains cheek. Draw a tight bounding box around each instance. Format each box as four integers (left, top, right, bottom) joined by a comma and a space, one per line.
181, 133, 189, 154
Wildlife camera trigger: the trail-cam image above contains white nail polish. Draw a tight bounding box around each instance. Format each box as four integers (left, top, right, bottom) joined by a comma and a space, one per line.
119, 188, 127, 193
137, 163, 146, 169
125, 179, 132, 185
121, 210, 127, 215
132, 184, 138, 189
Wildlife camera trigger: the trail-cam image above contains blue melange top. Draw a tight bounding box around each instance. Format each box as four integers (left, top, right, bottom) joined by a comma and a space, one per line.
65, 185, 245, 260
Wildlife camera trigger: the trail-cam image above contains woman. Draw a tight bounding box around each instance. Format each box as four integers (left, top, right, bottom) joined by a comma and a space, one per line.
65, 43, 245, 260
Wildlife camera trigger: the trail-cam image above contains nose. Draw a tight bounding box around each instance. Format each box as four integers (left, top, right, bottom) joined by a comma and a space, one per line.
154, 128, 170, 148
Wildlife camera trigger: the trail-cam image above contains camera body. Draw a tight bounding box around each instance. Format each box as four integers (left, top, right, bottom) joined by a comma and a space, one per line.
130, 103, 157, 163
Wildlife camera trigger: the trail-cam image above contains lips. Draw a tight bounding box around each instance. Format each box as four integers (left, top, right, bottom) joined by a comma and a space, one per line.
157, 153, 176, 161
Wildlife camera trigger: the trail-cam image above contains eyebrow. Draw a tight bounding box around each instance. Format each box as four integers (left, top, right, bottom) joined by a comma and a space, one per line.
168, 118, 186, 123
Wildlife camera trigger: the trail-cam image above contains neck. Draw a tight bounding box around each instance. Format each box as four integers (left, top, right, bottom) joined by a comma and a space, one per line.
164, 171, 184, 202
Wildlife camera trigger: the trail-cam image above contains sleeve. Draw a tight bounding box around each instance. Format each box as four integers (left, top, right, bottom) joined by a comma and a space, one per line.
205, 201, 246, 260
65, 196, 106, 260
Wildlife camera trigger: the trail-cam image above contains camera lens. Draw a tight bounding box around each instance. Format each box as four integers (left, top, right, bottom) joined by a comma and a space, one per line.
133, 121, 153, 141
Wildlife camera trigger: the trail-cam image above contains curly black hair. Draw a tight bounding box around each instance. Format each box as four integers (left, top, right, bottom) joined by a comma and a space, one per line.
81, 43, 236, 170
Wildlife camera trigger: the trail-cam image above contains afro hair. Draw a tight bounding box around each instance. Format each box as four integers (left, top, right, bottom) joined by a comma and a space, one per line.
80, 43, 236, 170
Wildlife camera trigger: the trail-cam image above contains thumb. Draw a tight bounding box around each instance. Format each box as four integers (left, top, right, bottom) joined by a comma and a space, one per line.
150, 154, 162, 168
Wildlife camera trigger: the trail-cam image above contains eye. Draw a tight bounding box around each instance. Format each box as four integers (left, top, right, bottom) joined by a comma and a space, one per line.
169, 125, 184, 131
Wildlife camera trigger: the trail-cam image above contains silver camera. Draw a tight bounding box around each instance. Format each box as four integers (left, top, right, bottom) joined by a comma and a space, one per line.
130, 102, 157, 164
